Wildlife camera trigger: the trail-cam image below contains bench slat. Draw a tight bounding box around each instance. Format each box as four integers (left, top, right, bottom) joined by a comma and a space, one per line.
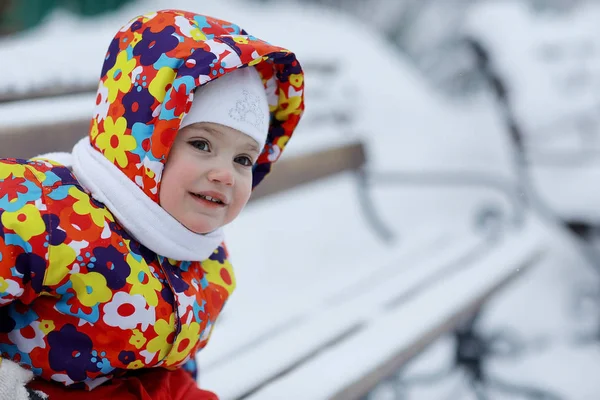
0, 124, 365, 210
200, 233, 488, 399
0, 121, 88, 159
201, 224, 451, 370
250, 142, 366, 201
247, 219, 545, 400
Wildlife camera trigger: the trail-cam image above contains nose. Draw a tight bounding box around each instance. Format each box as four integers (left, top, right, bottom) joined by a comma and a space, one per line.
207, 167, 234, 186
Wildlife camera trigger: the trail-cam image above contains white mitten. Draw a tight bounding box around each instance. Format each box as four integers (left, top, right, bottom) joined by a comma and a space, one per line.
0, 358, 47, 400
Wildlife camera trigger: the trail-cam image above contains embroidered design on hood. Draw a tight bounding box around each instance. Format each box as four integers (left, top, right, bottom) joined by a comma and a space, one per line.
229, 89, 266, 131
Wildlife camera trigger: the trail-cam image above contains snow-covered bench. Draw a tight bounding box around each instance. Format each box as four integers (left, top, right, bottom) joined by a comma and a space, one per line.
0, 97, 547, 399
198, 132, 547, 399
0, 55, 548, 400
0, 93, 93, 159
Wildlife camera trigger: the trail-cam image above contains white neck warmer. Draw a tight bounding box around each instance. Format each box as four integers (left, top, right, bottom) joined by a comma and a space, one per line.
58, 138, 225, 261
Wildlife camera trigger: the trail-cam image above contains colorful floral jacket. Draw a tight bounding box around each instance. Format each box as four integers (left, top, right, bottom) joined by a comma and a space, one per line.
0, 9, 304, 391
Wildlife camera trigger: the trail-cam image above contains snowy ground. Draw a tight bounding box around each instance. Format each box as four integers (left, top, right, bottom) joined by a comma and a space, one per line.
2, 0, 600, 399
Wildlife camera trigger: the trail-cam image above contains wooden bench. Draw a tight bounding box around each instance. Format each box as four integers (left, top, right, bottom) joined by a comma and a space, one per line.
0, 84, 546, 400
197, 143, 546, 398
0, 120, 89, 159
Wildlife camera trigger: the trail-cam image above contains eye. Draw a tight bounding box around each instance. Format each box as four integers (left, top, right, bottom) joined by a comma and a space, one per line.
189, 139, 210, 152
234, 155, 253, 167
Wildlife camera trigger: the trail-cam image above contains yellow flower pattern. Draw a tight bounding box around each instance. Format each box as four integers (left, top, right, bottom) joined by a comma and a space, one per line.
289, 73, 304, 89
90, 120, 100, 141
163, 322, 201, 366
127, 360, 144, 370
70, 272, 113, 307
190, 27, 207, 41
149, 67, 176, 103
0, 163, 26, 180
276, 87, 303, 121
104, 51, 137, 103
45, 243, 77, 287
146, 314, 176, 361
69, 187, 113, 228
125, 254, 162, 307
95, 116, 137, 168
39, 320, 55, 335
1, 204, 45, 241
130, 329, 147, 350
0, 277, 9, 293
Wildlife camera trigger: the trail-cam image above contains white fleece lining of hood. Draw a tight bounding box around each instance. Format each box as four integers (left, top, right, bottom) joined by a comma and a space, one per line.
71, 138, 224, 261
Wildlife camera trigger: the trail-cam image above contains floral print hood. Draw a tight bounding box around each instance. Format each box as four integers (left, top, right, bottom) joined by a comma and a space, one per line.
0, 10, 303, 392
91, 9, 305, 202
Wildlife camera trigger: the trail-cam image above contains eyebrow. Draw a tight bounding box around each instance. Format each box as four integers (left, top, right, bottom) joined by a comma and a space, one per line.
245, 142, 261, 154
201, 126, 261, 154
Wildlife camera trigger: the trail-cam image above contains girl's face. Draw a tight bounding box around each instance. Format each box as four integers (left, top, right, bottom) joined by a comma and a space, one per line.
159, 122, 261, 234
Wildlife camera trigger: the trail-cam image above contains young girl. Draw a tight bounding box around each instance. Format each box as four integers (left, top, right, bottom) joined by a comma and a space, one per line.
0, 9, 304, 399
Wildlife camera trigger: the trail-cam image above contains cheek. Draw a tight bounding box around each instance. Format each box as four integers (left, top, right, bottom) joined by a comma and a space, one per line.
158, 176, 173, 209
162, 156, 191, 188
159, 162, 181, 207
234, 177, 253, 208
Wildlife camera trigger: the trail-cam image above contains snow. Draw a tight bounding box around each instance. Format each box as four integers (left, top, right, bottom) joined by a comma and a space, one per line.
204, 217, 485, 399
0, 93, 96, 129
2, 0, 600, 399
246, 215, 544, 400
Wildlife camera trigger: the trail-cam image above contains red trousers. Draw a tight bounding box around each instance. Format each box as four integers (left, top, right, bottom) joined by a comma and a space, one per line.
29, 368, 218, 400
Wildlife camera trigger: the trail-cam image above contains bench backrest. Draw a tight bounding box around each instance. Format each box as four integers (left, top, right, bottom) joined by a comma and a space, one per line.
0, 121, 88, 159
0, 119, 367, 203
250, 142, 366, 201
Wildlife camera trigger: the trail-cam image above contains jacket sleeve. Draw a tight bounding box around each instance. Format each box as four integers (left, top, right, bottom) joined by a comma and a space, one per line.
0, 161, 51, 399
0, 160, 50, 307
182, 245, 236, 382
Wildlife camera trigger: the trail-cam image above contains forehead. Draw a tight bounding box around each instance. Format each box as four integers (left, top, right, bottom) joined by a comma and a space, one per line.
179, 122, 256, 145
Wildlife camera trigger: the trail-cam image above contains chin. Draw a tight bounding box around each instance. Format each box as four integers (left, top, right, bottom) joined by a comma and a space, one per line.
186, 220, 219, 235
189, 226, 216, 235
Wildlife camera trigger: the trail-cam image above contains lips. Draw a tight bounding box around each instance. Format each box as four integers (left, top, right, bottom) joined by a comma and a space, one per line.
190, 190, 228, 206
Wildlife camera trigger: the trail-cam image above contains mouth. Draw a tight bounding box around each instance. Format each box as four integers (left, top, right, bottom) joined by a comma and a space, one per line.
190, 192, 227, 207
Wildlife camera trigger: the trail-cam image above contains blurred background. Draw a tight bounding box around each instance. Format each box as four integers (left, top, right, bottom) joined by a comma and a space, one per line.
2, 0, 600, 399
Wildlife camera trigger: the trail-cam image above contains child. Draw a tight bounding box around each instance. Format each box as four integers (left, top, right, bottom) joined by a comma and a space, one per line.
0, 8, 304, 399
